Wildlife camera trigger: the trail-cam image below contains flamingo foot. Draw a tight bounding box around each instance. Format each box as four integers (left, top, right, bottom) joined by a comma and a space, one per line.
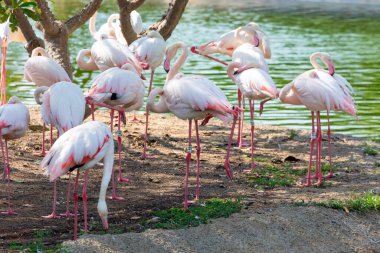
130, 115, 142, 123
60, 211, 75, 217
242, 169, 253, 174
1, 208, 17, 215
234, 141, 250, 149
42, 212, 60, 219
187, 198, 199, 204
314, 180, 323, 187
33, 150, 47, 156
117, 176, 130, 183
324, 172, 335, 179
224, 159, 234, 180
303, 182, 312, 187
139, 153, 154, 160
109, 194, 124, 201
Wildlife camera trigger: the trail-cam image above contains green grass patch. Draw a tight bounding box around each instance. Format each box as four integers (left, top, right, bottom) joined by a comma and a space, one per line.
246, 164, 306, 189
295, 191, 380, 212
145, 198, 242, 230
289, 129, 299, 139
363, 143, 378, 156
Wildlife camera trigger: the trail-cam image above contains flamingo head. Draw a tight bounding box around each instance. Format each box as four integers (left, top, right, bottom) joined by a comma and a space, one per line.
321, 53, 335, 76
0, 20, 10, 48
197, 41, 218, 55
163, 44, 177, 73
97, 200, 109, 230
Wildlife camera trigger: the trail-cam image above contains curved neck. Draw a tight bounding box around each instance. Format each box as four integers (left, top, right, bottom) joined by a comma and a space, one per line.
166, 42, 188, 82
97, 140, 114, 229
147, 88, 170, 113
107, 14, 119, 29
34, 86, 48, 105
89, 12, 98, 39
310, 52, 335, 76
227, 62, 242, 80
76, 49, 98, 71
121, 63, 138, 74
31, 47, 49, 57
235, 27, 259, 47
279, 82, 294, 102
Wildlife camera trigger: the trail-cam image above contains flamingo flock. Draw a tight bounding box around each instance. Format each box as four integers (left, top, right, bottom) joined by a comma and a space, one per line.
0, 11, 356, 241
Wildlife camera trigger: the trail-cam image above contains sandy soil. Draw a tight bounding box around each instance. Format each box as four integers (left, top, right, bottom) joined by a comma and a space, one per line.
0, 106, 379, 252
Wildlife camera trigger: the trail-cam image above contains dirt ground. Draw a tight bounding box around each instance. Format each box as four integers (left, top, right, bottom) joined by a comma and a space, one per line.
0, 106, 379, 252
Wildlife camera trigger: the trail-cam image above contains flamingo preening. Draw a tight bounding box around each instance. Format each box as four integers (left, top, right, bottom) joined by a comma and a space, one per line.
35, 81, 86, 218
279, 52, 356, 186
147, 42, 237, 209
86, 63, 145, 199
41, 121, 114, 240
0, 96, 29, 215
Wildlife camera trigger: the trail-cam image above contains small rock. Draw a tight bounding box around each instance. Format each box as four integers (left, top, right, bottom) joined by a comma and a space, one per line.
130, 216, 141, 220
284, 156, 301, 163
148, 177, 161, 183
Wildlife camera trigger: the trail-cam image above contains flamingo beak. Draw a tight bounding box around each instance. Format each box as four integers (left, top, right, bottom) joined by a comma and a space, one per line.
164, 58, 170, 73
140, 73, 146, 80
254, 36, 259, 47
140, 62, 149, 70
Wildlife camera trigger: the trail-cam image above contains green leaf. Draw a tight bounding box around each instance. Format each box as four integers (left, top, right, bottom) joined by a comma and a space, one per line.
19, 2, 37, 8
22, 8, 40, 21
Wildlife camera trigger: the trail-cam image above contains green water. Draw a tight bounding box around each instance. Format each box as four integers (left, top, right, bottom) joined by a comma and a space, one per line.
5, 0, 380, 140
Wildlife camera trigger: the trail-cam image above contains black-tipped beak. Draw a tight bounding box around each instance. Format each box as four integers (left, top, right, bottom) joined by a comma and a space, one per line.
233, 70, 239, 75
190, 46, 198, 54
164, 58, 170, 73
140, 73, 146, 80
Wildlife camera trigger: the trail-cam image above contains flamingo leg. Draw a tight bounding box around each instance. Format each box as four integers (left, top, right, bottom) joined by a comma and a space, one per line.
184, 119, 192, 209
82, 170, 89, 233
325, 111, 335, 178
1, 138, 16, 215
190, 46, 228, 66
316, 111, 323, 186
110, 109, 114, 133
91, 104, 95, 121
117, 111, 129, 182
236, 92, 249, 149
1, 43, 7, 105
73, 170, 80, 241
243, 99, 255, 173
60, 172, 74, 217
50, 124, 53, 149
42, 181, 60, 219
304, 112, 316, 187
224, 108, 239, 180
130, 111, 141, 123
110, 114, 125, 200
141, 69, 155, 159
194, 120, 201, 202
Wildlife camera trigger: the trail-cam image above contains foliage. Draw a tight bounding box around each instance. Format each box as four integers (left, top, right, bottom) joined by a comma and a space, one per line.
0, 0, 40, 31
288, 129, 299, 139
295, 191, 380, 212
145, 198, 242, 230
363, 143, 378, 156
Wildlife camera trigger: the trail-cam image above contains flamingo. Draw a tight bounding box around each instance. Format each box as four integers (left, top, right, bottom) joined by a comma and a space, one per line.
86, 63, 145, 198
129, 30, 166, 158
0, 20, 11, 105
41, 121, 114, 240
279, 52, 356, 186
147, 42, 237, 209
76, 38, 145, 76
35, 81, 86, 218
226, 61, 277, 173
192, 22, 271, 64
0, 96, 29, 215
89, 10, 143, 44
24, 47, 71, 155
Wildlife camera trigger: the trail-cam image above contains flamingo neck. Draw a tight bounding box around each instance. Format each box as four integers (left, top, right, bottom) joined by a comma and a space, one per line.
226, 62, 242, 80
89, 12, 98, 39
166, 42, 188, 82
31, 47, 49, 57
278, 82, 295, 103
147, 88, 170, 113
310, 52, 335, 76
76, 49, 98, 71
34, 86, 49, 105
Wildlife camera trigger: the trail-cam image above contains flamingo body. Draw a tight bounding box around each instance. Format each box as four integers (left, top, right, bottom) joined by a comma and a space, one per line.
232, 43, 268, 72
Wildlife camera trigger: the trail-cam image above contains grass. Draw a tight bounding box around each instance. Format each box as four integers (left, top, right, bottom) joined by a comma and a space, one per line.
144, 198, 242, 230
289, 129, 299, 139
245, 163, 306, 188
363, 143, 378, 156
295, 191, 380, 212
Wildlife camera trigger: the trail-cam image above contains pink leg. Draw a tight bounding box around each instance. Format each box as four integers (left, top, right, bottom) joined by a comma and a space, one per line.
1, 45, 7, 105
73, 170, 80, 241
189, 120, 200, 203
110, 116, 125, 200
117, 111, 129, 183
91, 104, 95, 121
315, 112, 323, 186
235, 91, 249, 148
110, 109, 114, 133
304, 112, 316, 187
50, 124, 53, 149
1, 139, 16, 215
82, 170, 89, 233
325, 111, 335, 178
184, 120, 192, 209
141, 69, 155, 159
243, 99, 255, 173
60, 172, 74, 217
224, 108, 239, 180
42, 181, 60, 218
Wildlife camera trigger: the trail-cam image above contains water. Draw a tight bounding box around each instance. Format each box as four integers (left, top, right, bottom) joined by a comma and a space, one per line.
5, 0, 380, 140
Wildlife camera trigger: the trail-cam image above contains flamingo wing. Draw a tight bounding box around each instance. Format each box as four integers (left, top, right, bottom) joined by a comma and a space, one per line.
129, 36, 166, 68
237, 68, 277, 99
0, 102, 29, 138
41, 121, 112, 182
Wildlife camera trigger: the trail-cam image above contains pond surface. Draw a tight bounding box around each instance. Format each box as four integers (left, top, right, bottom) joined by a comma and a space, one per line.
5, 0, 380, 140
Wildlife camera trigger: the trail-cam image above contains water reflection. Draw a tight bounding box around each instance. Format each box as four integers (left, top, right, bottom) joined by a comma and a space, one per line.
5, 0, 380, 140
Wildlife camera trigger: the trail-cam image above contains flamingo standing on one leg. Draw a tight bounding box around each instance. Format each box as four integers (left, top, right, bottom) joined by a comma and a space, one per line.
24, 47, 71, 155
86, 63, 145, 198
226, 61, 277, 174
41, 121, 114, 240
147, 42, 237, 209
35, 81, 85, 218
279, 52, 356, 186
129, 31, 166, 158
0, 96, 29, 215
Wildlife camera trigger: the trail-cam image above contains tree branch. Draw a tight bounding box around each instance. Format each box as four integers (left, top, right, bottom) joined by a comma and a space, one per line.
117, 0, 145, 44
148, 0, 188, 40
4, 0, 44, 54
65, 0, 103, 34
35, 0, 59, 34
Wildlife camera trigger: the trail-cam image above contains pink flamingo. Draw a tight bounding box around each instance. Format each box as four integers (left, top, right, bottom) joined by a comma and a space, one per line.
35, 81, 86, 218
0, 20, 10, 105
41, 121, 114, 240
24, 47, 72, 155
226, 61, 277, 174
0, 96, 29, 215
279, 52, 356, 186
129, 31, 166, 158
86, 63, 145, 199
147, 42, 237, 209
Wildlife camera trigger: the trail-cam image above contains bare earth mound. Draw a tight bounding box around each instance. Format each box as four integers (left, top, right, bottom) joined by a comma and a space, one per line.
0, 107, 379, 252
